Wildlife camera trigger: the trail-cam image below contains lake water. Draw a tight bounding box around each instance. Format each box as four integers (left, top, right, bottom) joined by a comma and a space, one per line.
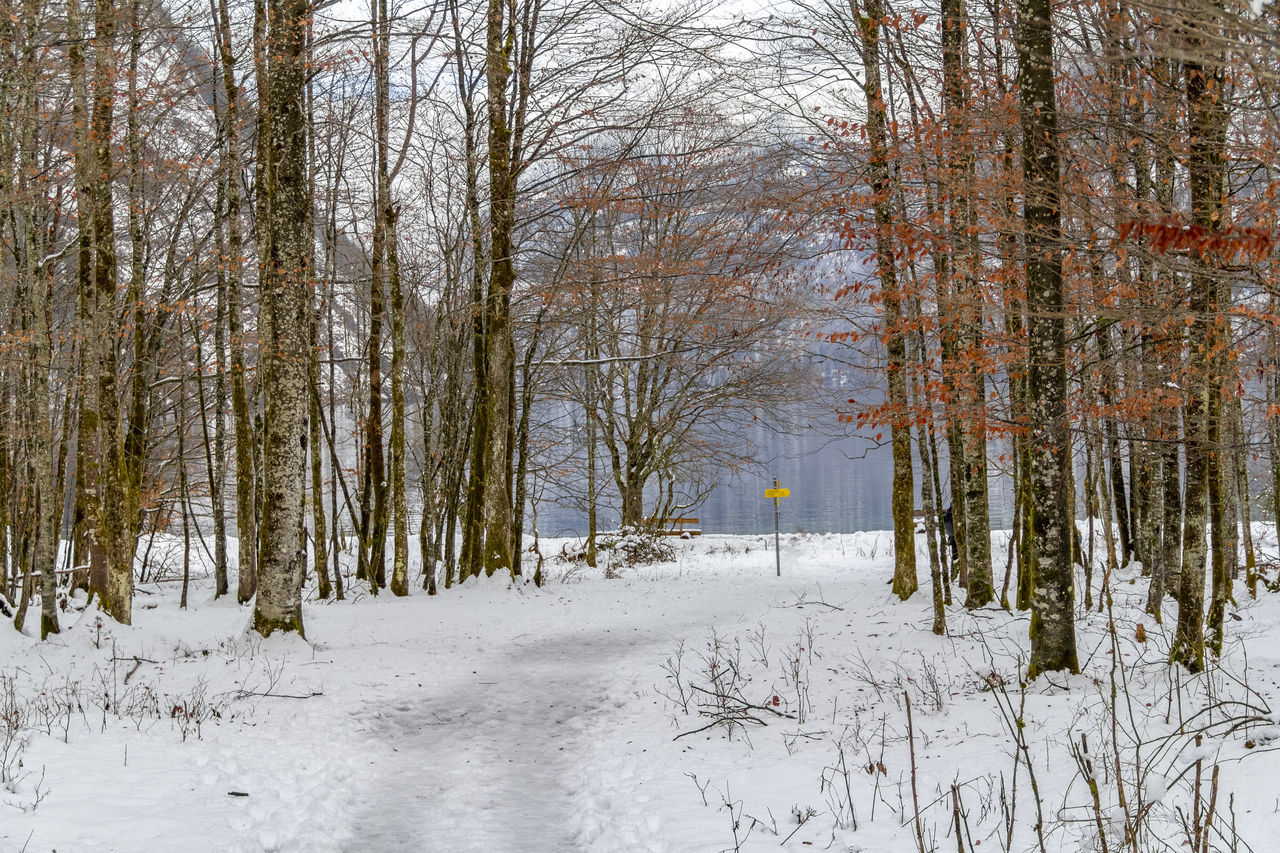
532, 422, 1015, 537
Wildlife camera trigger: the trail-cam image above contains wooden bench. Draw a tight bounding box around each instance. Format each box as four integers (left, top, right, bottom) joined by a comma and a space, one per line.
646, 516, 702, 537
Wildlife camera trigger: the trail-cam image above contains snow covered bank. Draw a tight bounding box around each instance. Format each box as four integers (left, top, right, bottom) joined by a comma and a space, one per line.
3, 530, 1280, 851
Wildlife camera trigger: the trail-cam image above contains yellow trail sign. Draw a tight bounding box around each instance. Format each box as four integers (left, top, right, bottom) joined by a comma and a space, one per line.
768, 479, 786, 576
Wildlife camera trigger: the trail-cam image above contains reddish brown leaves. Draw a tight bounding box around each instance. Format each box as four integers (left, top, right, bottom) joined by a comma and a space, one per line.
1117, 217, 1278, 262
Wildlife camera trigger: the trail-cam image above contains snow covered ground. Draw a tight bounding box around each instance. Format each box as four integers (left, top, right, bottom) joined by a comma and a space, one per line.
4, 528, 1280, 852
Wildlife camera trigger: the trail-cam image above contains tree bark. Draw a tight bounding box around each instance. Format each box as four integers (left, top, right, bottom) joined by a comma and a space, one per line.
1153, 114, 1183, 620
209, 55, 230, 598
1018, 0, 1077, 677
309, 306, 331, 600
1229, 395, 1254, 580
480, 0, 517, 577
940, 0, 993, 607
90, 0, 132, 625
359, 0, 391, 592
909, 299, 945, 634
13, 0, 58, 637
253, 0, 311, 637
65, 0, 103, 605
1171, 36, 1226, 673
856, 0, 916, 600
388, 206, 409, 596
217, 0, 258, 603
1270, 312, 1280, 598
453, 0, 487, 583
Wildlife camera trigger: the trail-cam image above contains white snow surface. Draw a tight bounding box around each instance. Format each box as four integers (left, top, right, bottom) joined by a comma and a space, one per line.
4, 528, 1280, 851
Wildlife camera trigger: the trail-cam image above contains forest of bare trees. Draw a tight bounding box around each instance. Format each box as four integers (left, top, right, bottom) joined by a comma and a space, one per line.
1, 0, 1279, 677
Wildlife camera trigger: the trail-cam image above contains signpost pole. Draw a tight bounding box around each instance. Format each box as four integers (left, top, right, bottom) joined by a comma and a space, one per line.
773, 478, 781, 577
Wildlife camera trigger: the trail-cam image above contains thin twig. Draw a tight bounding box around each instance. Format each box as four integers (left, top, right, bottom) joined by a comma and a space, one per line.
906, 692, 926, 853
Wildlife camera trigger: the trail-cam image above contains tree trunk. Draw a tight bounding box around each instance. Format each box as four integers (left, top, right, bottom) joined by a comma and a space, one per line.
620, 476, 645, 529
122, 0, 151, 570
1106, 446, 1130, 568
13, 0, 58, 636
1272, 311, 1280, 571
253, 0, 310, 637
455, 0, 488, 583
1229, 395, 1254, 580
1154, 129, 1183, 620
1206, 386, 1228, 655
177, 346, 190, 610
217, 0, 258, 604
309, 312, 331, 600
1018, 0, 1077, 677
65, 0, 106, 606
857, 0, 916, 599
388, 206, 409, 597
1208, 285, 1233, 654
1270, 312, 1280, 598
359, 0, 389, 593
418, 379, 438, 595
1096, 319, 1132, 569
512, 325, 542, 582
584, 395, 599, 568
947, 424, 968, 587
1154, 421, 1182, 620
326, 272, 345, 601
480, 0, 516, 577
209, 72, 229, 597
1171, 39, 1226, 673
908, 298, 945, 634
940, 0, 993, 607
90, 0, 132, 625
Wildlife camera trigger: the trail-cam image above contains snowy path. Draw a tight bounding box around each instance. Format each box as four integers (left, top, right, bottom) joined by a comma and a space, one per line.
5, 533, 935, 853
341, 592, 722, 853
12, 531, 1280, 853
